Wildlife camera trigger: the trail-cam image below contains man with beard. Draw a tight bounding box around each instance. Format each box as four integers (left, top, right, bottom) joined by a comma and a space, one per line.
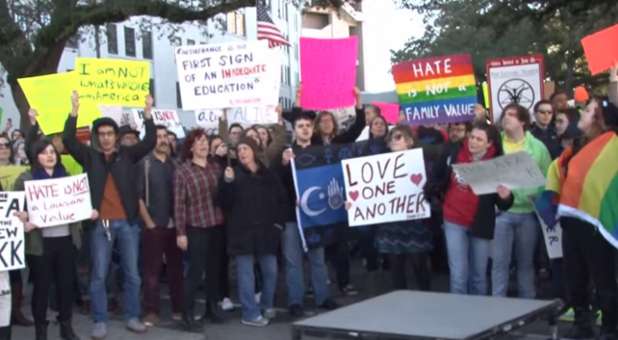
137, 126, 184, 327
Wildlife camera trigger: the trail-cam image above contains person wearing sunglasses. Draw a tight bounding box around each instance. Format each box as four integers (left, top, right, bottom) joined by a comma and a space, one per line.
531, 100, 561, 159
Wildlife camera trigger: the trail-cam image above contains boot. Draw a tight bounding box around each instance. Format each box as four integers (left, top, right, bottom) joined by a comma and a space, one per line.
35, 321, 48, 340
59, 320, 80, 340
181, 311, 201, 332
11, 281, 33, 327
204, 301, 225, 324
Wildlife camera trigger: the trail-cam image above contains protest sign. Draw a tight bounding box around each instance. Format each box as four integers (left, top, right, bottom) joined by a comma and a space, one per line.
371, 102, 400, 124
76, 58, 150, 119
0, 271, 9, 326
175, 41, 280, 110
292, 141, 387, 249
392, 54, 477, 125
0, 166, 28, 191
533, 192, 563, 259
581, 23, 618, 75
0, 192, 26, 271
25, 174, 93, 228
300, 37, 358, 110
99, 105, 137, 129
487, 55, 544, 121
132, 108, 186, 139
342, 149, 430, 227
451, 151, 546, 195
17, 72, 95, 134
195, 106, 279, 134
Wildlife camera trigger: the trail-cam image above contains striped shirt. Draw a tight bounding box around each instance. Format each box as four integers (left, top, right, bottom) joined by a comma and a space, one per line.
174, 160, 224, 235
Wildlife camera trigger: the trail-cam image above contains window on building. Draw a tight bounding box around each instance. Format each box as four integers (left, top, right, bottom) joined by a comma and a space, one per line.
176, 82, 182, 108
303, 12, 329, 29
106, 24, 118, 54
124, 26, 136, 57
227, 12, 245, 36
278, 0, 282, 18
142, 30, 153, 59
187, 39, 195, 45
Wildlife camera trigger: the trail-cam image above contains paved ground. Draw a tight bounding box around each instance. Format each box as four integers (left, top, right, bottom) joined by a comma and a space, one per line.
12, 258, 567, 340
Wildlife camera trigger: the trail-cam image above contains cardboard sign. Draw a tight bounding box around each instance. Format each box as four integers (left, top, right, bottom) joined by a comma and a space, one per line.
300, 37, 358, 110
99, 105, 137, 129
25, 174, 93, 228
76, 58, 151, 119
451, 151, 546, 195
581, 23, 618, 75
18, 72, 98, 134
0, 192, 26, 271
132, 108, 186, 139
487, 55, 544, 121
0, 166, 28, 191
195, 106, 279, 135
175, 41, 281, 110
371, 102, 400, 124
341, 149, 430, 227
392, 54, 477, 125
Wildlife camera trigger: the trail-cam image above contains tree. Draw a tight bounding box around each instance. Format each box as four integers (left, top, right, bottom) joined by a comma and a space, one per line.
0, 0, 350, 128
392, 0, 618, 93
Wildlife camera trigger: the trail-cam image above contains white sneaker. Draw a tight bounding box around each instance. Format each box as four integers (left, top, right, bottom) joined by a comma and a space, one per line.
220, 297, 234, 311
241, 315, 269, 327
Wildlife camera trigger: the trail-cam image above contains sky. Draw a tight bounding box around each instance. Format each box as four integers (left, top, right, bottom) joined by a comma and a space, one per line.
363, 0, 426, 93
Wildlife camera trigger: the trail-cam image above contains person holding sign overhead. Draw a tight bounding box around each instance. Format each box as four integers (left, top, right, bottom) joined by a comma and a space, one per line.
219, 137, 288, 327
63, 92, 156, 339
426, 121, 513, 295
492, 104, 551, 299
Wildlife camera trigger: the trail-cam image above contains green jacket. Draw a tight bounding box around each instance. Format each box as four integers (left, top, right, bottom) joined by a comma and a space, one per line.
14, 171, 82, 256
501, 131, 552, 213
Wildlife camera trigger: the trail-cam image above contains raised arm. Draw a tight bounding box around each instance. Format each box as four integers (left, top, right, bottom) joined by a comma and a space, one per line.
62, 91, 92, 167
25, 109, 41, 164
125, 95, 156, 162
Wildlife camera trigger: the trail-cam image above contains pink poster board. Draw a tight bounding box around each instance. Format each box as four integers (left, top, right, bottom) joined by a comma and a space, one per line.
371, 102, 400, 124
300, 37, 358, 110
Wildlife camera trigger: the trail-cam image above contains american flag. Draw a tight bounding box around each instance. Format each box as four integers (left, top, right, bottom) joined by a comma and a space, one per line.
257, 3, 290, 48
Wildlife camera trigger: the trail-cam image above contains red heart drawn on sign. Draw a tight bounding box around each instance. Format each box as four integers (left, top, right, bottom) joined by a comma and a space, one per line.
349, 191, 359, 201
410, 173, 423, 186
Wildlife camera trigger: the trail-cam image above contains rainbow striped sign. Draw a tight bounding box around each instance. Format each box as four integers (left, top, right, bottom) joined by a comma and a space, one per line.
392, 54, 477, 125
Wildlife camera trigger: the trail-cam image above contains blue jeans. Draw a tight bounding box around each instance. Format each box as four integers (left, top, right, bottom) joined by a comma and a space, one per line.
282, 222, 330, 307
90, 220, 141, 322
443, 221, 490, 295
491, 212, 539, 298
236, 254, 277, 321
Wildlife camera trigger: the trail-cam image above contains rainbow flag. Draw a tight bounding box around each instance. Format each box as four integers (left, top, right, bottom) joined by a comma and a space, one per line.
546, 132, 618, 247
392, 54, 477, 125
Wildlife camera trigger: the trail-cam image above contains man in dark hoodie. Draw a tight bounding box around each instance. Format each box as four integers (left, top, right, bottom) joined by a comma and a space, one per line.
63, 92, 156, 339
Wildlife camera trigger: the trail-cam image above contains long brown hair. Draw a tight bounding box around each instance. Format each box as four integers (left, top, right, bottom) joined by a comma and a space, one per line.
315, 111, 338, 139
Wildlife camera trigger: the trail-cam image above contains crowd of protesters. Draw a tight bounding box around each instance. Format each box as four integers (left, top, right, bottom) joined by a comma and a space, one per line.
0, 65, 615, 340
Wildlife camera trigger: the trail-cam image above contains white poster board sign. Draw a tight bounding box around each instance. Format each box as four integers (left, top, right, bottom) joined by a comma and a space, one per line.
341, 149, 431, 227
0, 271, 10, 326
175, 41, 281, 110
195, 106, 279, 135
452, 151, 545, 195
487, 55, 544, 122
25, 174, 93, 228
0, 192, 26, 271
132, 108, 186, 139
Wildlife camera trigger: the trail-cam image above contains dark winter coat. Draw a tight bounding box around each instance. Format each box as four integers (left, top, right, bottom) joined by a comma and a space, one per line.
219, 163, 288, 256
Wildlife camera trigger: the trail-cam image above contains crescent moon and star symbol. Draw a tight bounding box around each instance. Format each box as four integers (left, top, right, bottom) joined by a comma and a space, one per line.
300, 186, 327, 217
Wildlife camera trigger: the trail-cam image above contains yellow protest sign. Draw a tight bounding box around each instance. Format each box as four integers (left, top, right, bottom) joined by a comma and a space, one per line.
18, 72, 97, 134
61, 154, 83, 176
75, 58, 151, 117
0, 165, 29, 191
